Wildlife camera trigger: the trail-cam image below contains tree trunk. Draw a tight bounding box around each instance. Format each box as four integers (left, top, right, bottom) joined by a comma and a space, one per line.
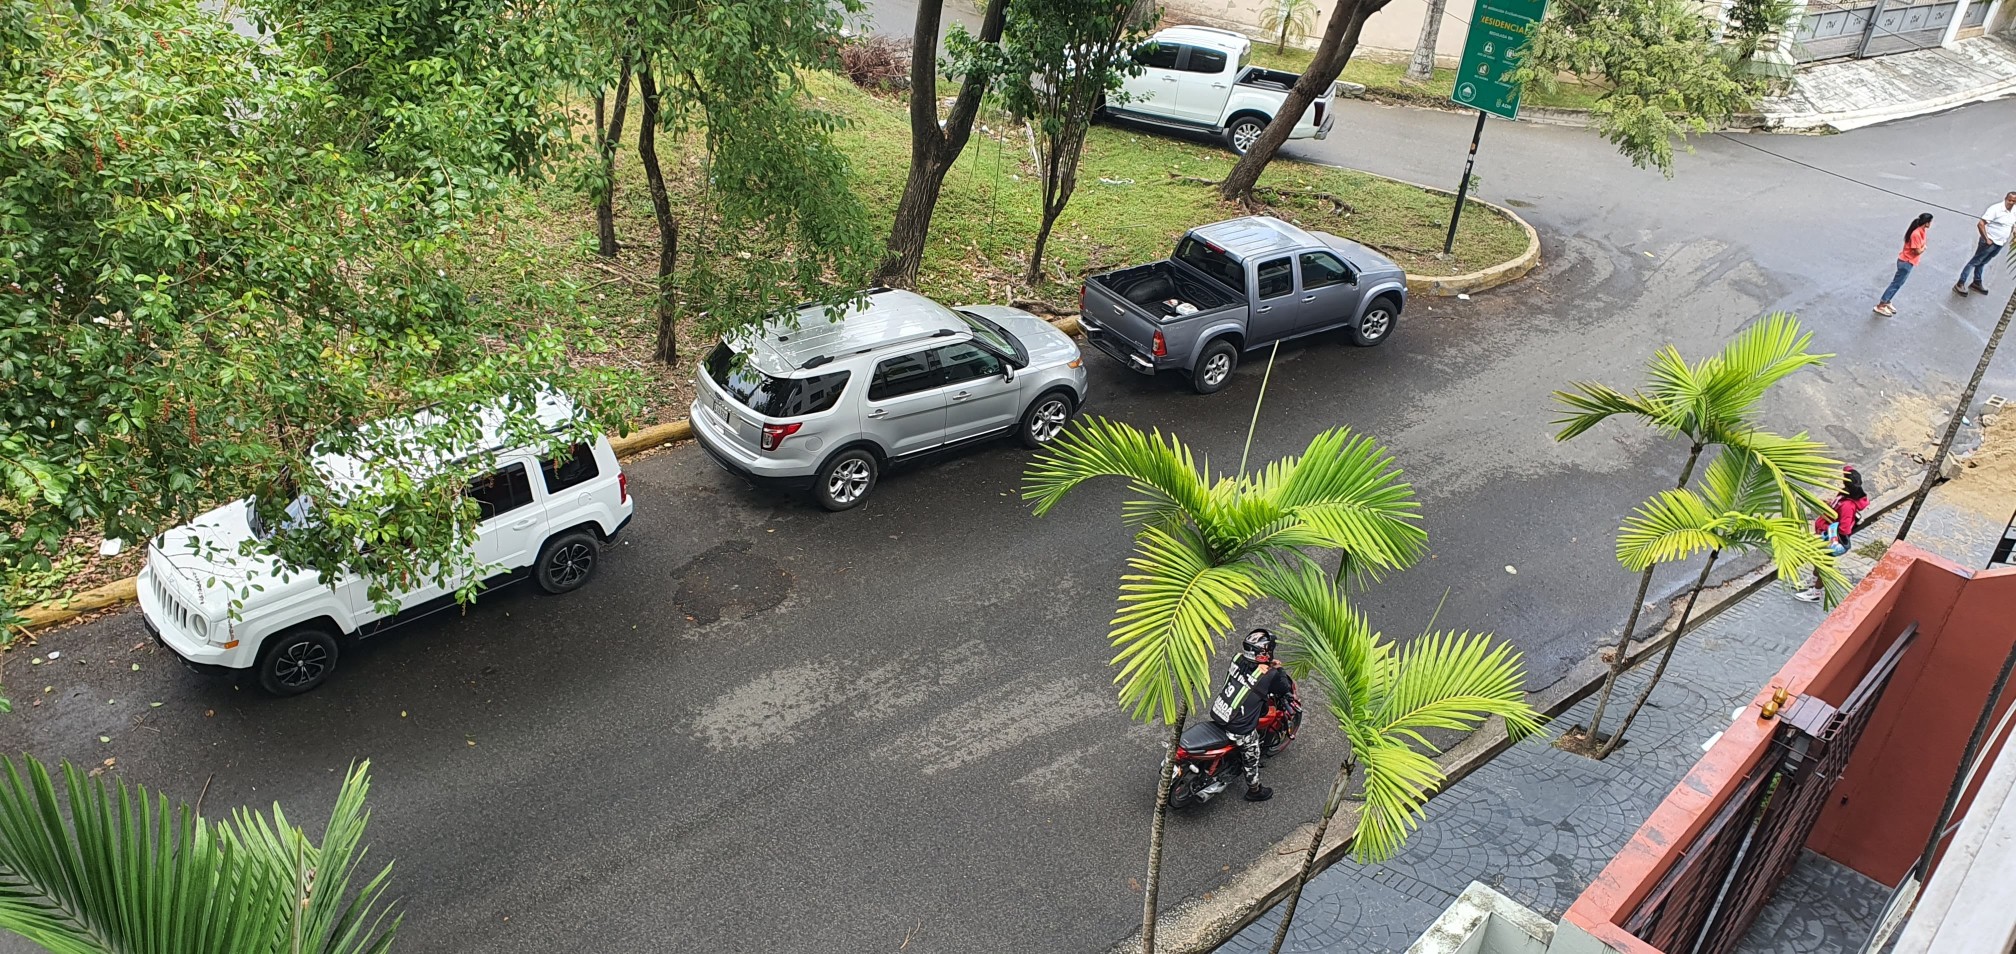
876, 0, 1007, 288
1220, 0, 1389, 201
1267, 759, 1355, 954
594, 61, 634, 259
1897, 281, 2016, 540
1277, 17, 1290, 53
1601, 549, 1720, 758
1405, 0, 1447, 81
1141, 699, 1189, 954
1025, 126, 1086, 286
636, 66, 680, 366
1583, 441, 1706, 743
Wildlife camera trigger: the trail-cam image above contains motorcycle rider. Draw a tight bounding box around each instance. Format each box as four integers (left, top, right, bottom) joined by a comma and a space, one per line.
1208, 629, 1294, 803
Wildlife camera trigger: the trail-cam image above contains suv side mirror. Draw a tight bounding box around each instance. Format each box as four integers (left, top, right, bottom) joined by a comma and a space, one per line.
1001, 364, 1016, 383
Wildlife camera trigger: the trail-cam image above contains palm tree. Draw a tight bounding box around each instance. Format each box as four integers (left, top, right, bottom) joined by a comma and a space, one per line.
1596, 449, 1847, 756
1257, 563, 1540, 954
1553, 312, 1839, 749
0, 756, 400, 954
1023, 417, 1428, 953
1257, 0, 1320, 53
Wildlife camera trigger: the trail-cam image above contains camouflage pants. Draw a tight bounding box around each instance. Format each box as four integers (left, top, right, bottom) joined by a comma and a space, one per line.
1230, 730, 1264, 786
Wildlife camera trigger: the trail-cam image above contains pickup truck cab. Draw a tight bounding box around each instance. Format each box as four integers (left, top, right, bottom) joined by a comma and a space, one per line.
1077, 216, 1407, 394
1106, 26, 1336, 154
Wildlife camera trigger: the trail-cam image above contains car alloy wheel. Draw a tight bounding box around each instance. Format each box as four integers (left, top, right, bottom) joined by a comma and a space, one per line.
828, 457, 873, 505
273, 640, 329, 689
1230, 121, 1264, 154
1030, 398, 1070, 443
1202, 352, 1233, 387
1360, 308, 1391, 341
547, 541, 594, 588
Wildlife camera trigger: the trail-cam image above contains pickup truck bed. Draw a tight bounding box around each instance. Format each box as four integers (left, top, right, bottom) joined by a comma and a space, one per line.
1236, 67, 1299, 92
1089, 261, 1241, 321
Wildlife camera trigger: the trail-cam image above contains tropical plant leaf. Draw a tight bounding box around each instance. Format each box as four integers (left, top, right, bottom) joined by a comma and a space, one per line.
1723, 429, 1841, 516
0, 757, 398, 954
1106, 525, 1263, 723
1551, 382, 1668, 442
1022, 416, 1211, 525
1707, 311, 1830, 412
1616, 489, 1726, 571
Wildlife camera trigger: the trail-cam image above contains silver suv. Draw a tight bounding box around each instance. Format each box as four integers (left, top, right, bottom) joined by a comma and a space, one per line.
691, 288, 1090, 510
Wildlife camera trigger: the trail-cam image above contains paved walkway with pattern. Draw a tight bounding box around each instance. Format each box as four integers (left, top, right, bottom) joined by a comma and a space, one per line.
1217, 495, 2005, 954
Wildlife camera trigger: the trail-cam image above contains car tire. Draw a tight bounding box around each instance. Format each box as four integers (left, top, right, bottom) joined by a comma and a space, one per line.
1019, 391, 1077, 449
257, 627, 340, 697
814, 447, 879, 511
1350, 298, 1399, 347
535, 529, 600, 594
1224, 116, 1267, 155
1192, 339, 1240, 394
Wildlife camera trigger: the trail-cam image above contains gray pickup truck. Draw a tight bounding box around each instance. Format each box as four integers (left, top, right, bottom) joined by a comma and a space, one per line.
1076, 216, 1407, 394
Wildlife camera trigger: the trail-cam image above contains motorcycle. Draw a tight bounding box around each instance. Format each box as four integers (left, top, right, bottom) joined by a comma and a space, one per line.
1166, 686, 1302, 808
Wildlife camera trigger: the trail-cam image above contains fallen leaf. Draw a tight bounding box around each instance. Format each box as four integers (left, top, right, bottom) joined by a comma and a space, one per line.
130, 663, 140, 671
98, 736, 111, 743
47, 651, 59, 660
1505, 565, 1518, 574
29, 657, 41, 666
149, 702, 163, 708
401, 711, 408, 718
204, 709, 214, 718
102, 758, 116, 767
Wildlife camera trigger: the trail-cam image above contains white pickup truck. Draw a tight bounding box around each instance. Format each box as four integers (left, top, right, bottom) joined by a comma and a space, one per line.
1104, 26, 1337, 155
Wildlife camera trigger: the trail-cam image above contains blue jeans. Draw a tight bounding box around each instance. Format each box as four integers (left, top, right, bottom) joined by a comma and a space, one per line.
1881, 260, 1912, 304
1961, 239, 2005, 287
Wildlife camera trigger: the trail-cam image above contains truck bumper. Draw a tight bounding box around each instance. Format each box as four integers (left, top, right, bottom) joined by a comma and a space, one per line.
1075, 315, 1163, 376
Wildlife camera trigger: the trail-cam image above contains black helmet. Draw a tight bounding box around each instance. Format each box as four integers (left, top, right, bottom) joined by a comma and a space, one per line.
1242, 628, 1276, 659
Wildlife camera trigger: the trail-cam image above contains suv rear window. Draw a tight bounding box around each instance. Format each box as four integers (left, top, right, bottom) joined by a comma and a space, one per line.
1176, 236, 1244, 295
541, 442, 600, 493
704, 343, 852, 418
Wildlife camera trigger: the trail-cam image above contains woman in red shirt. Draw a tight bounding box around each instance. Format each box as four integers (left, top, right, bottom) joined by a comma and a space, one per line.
1876, 213, 1933, 316
1796, 466, 1870, 602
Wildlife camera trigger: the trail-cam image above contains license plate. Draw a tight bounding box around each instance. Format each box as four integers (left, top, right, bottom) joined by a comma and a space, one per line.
710, 394, 731, 425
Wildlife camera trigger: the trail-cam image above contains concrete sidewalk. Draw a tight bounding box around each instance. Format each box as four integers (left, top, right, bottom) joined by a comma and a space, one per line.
1762, 35, 2016, 132
1215, 491, 2007, 954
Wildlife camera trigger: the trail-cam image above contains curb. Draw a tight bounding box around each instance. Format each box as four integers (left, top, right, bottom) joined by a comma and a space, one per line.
1402, 194, 1541, 297
1134, 476, 1923, 954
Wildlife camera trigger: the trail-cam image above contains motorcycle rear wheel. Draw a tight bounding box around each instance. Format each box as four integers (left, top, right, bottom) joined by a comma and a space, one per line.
1168, 774, 1200, 809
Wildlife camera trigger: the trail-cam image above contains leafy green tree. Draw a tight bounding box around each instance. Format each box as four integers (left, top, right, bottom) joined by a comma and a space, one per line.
0, 0, 641, 706
604, 0, 878, 364
976, 0, 1146, 285
1512, 0, 1755, 176
1551, 312, 1838, 750
1258, 0, 1320, 53
1024, 418, 1426, 952
1258, 564, 1539, 954
1597, 448, 1845, 756
0, 757, 398, 953
877, 0, 1007, 288
1220, 0, 1393, 201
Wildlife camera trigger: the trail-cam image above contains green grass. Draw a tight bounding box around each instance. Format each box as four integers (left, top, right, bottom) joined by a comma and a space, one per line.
1246, 46, 1607, 112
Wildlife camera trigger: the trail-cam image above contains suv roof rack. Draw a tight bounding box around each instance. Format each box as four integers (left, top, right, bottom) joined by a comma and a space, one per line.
800, 355, 833, 370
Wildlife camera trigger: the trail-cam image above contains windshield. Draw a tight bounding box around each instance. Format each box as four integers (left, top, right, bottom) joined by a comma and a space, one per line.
956, 310, 1026, 364
1176, 237, 1244, 295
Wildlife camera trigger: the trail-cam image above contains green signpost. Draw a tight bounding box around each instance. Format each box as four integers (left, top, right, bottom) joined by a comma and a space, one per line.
1450, 0, 1549, 120
1441, 0, 1548, 255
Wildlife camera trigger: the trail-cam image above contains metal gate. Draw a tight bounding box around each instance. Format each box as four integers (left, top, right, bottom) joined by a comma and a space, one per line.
1621, 623, 1920, 954
1791, 0, 1958, 60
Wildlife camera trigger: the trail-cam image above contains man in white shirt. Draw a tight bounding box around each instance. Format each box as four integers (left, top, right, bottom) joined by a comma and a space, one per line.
1957, 191, 2016, 295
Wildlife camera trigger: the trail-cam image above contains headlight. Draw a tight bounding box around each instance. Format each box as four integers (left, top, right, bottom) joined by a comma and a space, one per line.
191, 617, 209, 640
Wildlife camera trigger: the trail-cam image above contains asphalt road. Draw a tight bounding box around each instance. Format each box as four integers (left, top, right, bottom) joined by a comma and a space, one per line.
9, 95, 2016, 953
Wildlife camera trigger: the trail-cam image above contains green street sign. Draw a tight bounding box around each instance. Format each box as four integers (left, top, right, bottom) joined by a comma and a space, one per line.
1450, 0, 1549, 120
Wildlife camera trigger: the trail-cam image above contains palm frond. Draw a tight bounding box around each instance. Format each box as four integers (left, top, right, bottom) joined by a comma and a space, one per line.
1642, 345, 1721, 437
1346, 735, 1444, 862
1253, 428, 1427, 576
1551, 382, 1670, 441
0, 757, 398, 954
1022, 416, 1211, 524
1258, 562, 1380, 724
1617, 489, 1727, 571
1742, 513, 1850, 605
1708, 312, 1830, 411
1107, 525, 1263, 723
1720, 429, 1842, 515
1696, 446, 1782, 517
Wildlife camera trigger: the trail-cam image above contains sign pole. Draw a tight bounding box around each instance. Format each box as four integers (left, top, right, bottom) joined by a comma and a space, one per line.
1442, 109, 1487, 256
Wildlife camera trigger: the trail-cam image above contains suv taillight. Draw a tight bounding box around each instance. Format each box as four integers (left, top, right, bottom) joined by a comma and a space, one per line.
1152, 331, 1167, 357
760, 422, 802, 452
618, 472, 628, 504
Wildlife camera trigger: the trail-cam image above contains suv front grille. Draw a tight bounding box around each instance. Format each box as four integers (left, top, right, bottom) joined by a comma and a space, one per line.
150, 569, 202, 635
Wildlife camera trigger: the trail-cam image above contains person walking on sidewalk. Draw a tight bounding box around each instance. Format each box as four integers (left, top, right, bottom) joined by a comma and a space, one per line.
1956, 192, 2016, 296
1876, 213, 1933, 316
1795, 465, 1870, 602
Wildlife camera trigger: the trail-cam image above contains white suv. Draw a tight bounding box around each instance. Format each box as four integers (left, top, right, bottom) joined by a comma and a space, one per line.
139, 392, 634, 695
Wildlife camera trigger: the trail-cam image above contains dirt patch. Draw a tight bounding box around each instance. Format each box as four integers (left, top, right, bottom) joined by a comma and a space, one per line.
1946, 409, 2016, 519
